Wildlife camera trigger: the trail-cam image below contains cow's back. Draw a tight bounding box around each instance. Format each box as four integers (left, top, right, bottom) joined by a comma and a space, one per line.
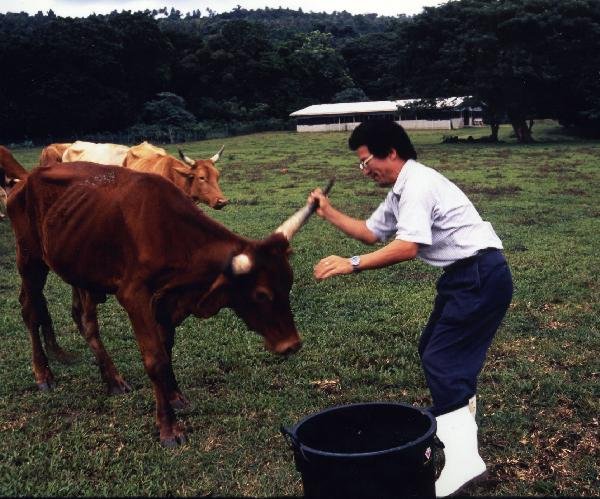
8, 162, 235, 291
63, 141, 129, 166
124, 141, 170, 172
128, 141, 167, 160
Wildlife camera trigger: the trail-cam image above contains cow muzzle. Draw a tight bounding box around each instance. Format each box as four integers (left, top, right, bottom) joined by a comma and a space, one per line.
267, 336, 302, 356
213, 198, 229, 210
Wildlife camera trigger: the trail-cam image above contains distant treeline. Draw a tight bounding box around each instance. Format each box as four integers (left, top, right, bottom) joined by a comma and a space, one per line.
1, 0, 599, 144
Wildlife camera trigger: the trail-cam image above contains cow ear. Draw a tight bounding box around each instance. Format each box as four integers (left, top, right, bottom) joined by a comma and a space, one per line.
194, 274, 230, 318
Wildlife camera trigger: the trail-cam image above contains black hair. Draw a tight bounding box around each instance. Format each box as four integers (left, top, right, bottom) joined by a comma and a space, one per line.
348, 120, 417, 160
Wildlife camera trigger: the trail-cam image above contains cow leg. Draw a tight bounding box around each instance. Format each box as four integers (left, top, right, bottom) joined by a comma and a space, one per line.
41, 304, 77, 366
71, 286, 84, 333
163, 329, 189, 410
119, 290, 187, 447
18, 262, 56, 390
17, 266, 74, 366
72, 287, 131, 394
19, 262, 75, 366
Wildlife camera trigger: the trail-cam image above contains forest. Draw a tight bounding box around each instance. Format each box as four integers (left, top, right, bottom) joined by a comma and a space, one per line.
1, 0, 599, 144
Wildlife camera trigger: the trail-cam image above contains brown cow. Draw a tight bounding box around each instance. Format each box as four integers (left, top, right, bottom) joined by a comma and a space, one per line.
125, 141, 229, 209
7, 160, 308, 447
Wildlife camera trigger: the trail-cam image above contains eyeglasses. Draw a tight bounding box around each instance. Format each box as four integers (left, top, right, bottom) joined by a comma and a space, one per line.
358, 154, 374, 171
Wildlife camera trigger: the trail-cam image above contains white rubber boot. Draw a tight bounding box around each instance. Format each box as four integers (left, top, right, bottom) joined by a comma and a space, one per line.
435, 404, 486, 497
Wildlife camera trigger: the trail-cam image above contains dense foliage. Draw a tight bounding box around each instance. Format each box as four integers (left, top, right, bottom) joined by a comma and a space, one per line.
1, 1, 599, 143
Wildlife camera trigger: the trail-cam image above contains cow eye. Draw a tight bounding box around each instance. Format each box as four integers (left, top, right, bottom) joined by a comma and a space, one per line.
198, 176, 206, 181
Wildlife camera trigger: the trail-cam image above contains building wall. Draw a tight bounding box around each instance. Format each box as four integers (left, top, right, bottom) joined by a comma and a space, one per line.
296, 118, 465, 132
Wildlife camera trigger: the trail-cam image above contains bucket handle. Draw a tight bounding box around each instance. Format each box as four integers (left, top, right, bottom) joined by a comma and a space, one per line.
280, 425, 298, 449
280, 426, 311, 463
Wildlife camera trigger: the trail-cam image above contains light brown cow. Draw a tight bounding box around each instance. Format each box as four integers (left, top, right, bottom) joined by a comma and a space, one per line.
39, 140, 229, 209
62, 140, 130, 166
1, 146, 28, 219
7, 159, 313, 446
38, 143, 72, 166
125, 141, 229, 209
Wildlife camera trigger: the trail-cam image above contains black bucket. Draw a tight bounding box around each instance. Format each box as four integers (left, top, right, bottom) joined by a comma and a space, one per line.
281, 402, 438, 499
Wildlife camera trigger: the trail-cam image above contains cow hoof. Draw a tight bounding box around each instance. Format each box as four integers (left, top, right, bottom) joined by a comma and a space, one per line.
37, 380, 56, 391
109, 378, 132, 395
160, 433, 188, 448
170, 393, 190, 410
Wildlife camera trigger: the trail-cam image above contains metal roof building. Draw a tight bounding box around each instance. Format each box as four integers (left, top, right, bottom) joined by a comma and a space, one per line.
290, 97, 483, 132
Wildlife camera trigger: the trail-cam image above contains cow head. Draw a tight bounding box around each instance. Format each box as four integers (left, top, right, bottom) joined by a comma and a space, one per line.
218, 198, 329, 354
176, 146, 228, 209
152, 196, 324, 355
226, 234, 302, 355
156, 232, 300, 356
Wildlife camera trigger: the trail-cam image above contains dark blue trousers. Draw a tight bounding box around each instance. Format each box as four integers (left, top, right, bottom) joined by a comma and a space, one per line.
419, 249, 513, 416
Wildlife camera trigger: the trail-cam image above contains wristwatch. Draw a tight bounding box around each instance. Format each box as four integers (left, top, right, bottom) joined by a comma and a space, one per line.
350, 255, 361, 272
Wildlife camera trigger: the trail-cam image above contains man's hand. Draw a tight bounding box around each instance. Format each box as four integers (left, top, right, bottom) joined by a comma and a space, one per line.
307, 188, 331, 219
314, 255, 353, 280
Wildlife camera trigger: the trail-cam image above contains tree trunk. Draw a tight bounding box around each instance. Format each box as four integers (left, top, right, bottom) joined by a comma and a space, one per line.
510, 117, 534, 143
489, 122, 500, 142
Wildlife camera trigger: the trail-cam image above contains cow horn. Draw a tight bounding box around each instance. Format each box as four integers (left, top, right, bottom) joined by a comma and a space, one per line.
178, 149, 195, 167
210, 145, 225, 163
275, 178, 335, 241
231, 253, 252, 275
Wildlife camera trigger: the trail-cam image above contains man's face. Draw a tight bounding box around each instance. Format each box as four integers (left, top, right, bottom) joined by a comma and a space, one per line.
356, 145, 398, 187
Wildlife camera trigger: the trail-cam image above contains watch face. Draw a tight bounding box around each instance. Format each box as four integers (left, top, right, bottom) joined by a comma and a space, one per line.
350, 255, 360, 267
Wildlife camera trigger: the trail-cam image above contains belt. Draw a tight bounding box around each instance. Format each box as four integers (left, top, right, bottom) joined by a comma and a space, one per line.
443, 247, 499, 272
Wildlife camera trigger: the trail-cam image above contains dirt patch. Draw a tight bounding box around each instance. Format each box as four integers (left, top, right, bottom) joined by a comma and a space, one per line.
355, 189, 388, 197
548, 188, 588, 196
488, 410, 598, 495
538, 164, 577, 175
461, 184, 523, 196
232, 198, 259, 206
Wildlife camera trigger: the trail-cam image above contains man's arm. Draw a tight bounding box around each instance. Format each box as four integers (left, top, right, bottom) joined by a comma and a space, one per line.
308, 188, 378, 244
313, 239, 418, 280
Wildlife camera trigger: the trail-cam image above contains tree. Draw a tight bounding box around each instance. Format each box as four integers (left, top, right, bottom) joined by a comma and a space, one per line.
141, 92, 195, 126
393, 0, 600, 142
332, 87, 369, 103
137, 92, 196, 143
279, 31, 355, 105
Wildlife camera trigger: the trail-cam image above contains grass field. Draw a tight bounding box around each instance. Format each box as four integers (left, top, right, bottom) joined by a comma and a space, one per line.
0, 122, 598, 496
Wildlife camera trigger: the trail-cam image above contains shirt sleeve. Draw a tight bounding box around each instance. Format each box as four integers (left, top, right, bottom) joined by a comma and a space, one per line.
366, 191, 399, 242
394, 181, 434, 245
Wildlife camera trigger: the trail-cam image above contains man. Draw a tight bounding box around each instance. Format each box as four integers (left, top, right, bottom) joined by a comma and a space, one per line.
308, 120, 513, 497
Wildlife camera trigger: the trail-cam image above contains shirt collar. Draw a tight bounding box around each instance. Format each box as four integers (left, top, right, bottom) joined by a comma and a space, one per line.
392, 159, 416, 196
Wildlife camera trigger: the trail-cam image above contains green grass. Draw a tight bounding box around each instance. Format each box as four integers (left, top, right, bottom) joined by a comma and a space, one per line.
0, 121, 598, 496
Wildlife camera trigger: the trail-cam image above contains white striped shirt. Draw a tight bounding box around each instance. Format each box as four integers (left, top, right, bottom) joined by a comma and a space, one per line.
366, 159, 503, 267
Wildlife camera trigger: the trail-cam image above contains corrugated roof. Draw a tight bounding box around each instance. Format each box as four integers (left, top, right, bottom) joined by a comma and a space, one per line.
396, 96, 469, 109
289, 97, 472, 117
289, 101, 398, 117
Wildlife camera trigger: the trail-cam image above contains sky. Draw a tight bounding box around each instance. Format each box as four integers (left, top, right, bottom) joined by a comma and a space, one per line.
0, 0, 446, 18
